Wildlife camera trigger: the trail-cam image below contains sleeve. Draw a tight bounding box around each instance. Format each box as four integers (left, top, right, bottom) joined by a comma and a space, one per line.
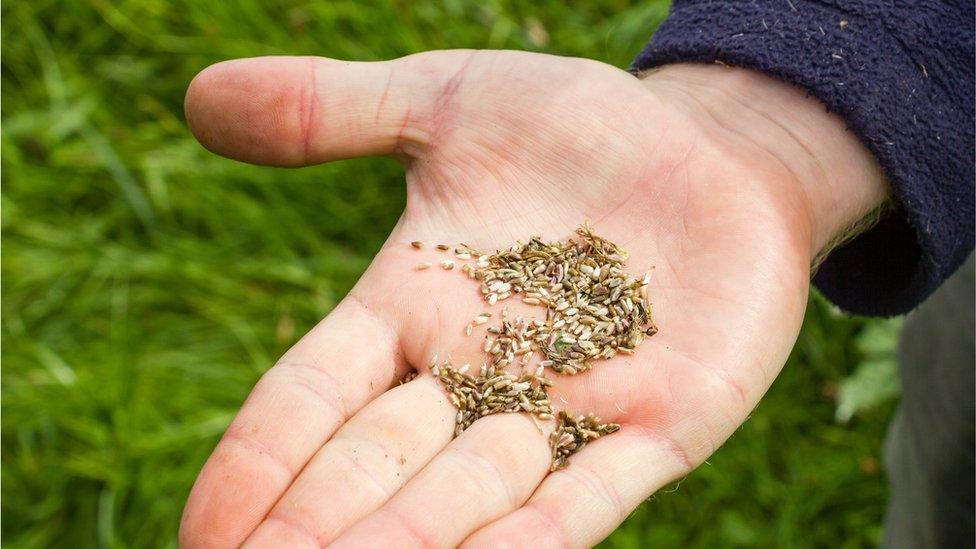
631, 0, 975, 316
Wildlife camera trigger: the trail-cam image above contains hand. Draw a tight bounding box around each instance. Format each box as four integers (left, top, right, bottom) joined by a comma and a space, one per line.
179, 51, 885, 548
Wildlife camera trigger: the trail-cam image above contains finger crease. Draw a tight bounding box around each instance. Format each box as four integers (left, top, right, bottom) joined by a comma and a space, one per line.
272, 361, 350, 421
558, 462, 625, 522
300, 56, 318, 164
630, 424, 695, 474
333, 436, 398, 500
387, 508, 437, 549
262, 515, 325, 549
525, 500, 571, 548
451, 446, 519, 509
222, 431, 298, 477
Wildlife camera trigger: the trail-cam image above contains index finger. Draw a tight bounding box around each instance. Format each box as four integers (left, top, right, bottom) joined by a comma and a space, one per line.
179, 296, 406, 547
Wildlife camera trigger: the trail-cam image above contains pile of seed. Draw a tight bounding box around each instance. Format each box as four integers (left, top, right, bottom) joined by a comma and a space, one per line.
432, 360, 552, 436
550, 411, 621, 471
414, 224, 655, 469
470, 225, 657, 374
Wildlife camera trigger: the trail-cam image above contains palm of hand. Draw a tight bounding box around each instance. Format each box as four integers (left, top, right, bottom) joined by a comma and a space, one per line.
181, 50, 814, 548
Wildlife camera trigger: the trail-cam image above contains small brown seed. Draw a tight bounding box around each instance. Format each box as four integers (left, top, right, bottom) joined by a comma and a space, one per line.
430, 224, 654, 470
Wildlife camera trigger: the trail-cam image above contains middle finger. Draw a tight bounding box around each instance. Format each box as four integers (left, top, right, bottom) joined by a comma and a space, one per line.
331, 411, 551, 548
243, 376, 456, 547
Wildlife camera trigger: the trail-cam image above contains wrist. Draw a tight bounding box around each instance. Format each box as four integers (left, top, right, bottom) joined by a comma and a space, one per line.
638, 63, 888, 259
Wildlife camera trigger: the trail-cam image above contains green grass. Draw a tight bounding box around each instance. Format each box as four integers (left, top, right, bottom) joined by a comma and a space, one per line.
2, 1, 898, 547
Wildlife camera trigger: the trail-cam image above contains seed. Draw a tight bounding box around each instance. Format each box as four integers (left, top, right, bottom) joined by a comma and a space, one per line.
436, 244, 450, 251
400, 371, 419, 384
416, 262, 433, 270
548, 410, 620, 471
411, 240, 424, 249
425, 223, 655, 470
441, 260, 455, 270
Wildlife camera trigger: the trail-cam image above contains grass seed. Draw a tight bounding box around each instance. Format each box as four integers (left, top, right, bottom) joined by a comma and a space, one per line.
426, 223, 654, 469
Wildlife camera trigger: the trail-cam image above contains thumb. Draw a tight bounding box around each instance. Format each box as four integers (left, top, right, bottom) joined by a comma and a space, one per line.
183, 52, 475, 166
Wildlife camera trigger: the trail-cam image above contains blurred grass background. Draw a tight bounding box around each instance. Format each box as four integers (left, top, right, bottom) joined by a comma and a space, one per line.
2, 1, 902, 547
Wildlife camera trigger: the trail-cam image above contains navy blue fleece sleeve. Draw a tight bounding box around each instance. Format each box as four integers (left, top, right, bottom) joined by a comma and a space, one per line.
632, 1, 974, 316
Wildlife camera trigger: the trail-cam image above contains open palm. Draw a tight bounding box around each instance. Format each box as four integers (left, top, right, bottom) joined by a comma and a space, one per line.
180, 50, 882, 548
